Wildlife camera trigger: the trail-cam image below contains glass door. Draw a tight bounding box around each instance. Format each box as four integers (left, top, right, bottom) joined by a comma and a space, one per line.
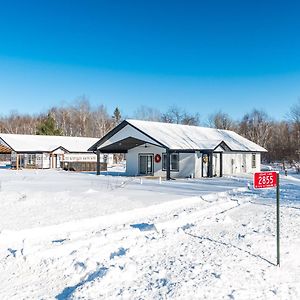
139, 154, 154, 175
202, 153, 209, 177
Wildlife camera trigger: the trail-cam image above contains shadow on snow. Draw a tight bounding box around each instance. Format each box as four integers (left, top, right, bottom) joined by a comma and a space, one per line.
55, 266, 108, 300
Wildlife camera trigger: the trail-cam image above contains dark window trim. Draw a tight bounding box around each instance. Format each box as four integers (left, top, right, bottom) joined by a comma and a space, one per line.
162, 153, 179, 172
138, 153, 154, 175
252, 153, 256, 168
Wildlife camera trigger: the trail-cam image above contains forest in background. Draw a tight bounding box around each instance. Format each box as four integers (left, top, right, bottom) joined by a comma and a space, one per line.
0, 96, 299, 162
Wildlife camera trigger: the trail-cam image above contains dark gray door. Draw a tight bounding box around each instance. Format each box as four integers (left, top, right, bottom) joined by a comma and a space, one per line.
139, 154, 154, 175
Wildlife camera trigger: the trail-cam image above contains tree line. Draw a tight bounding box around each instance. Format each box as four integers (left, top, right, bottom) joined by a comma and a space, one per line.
0, 96, 299, 162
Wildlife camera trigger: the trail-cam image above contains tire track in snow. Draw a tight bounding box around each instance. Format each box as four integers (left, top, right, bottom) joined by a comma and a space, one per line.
1, 188, 252, 299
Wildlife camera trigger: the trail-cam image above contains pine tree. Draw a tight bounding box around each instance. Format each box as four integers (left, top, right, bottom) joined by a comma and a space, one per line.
36, 114, 63, 136
113, 107, 122, 124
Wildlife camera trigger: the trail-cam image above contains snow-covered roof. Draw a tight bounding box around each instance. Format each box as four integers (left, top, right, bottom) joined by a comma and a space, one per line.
90, 119, 267, 152
0, 133, 99, 153
126, 119, 267, 152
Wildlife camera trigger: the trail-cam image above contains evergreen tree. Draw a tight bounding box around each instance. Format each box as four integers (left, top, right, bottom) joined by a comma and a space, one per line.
36, 114, 63, 136
113, 107, 122, 124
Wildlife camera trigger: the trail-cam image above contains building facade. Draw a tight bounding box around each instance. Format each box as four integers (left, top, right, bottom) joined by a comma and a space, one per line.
89, 119, 267, 179
0, 133, 112, 171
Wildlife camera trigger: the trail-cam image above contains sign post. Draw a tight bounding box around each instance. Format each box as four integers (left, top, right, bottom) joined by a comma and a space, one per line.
276, 172, 280, 266
253, 171, 280, 266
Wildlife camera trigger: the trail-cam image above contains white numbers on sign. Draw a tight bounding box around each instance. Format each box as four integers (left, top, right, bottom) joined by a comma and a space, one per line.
258, 175, 274, 185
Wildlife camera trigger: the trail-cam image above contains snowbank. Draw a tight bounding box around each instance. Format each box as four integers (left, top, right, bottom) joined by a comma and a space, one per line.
0, 170, 299, 299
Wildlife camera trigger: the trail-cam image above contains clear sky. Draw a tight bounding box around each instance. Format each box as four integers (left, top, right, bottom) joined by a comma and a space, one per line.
0, 0, 300, 120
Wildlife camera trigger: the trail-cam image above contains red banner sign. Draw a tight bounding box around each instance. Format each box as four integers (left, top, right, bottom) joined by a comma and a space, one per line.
254, 171, 278, 189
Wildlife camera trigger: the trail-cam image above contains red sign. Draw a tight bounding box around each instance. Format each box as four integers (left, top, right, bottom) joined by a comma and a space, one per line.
254, 171, 278, 189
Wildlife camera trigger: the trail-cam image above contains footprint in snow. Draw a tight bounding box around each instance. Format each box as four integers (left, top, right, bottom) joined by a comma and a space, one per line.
130, 223, 156, 232
52, 238, 69, 244
7, 248, 17, 258
110, 247, 128, 260
181, 223, 195, 231
211, 272, 221, 279
74, 261, 86, 272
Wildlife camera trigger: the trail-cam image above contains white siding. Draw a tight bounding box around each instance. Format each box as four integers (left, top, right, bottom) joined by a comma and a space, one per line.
176, 153, 195, 178
213, 153, 221, 177
100, 124, 160, 149
42, 153, 50, 168
194, 152, 202, 178
222, 152, 261, 175
126, 145, 164, 176
126, 145, 196, 178
127, 148, 262, 178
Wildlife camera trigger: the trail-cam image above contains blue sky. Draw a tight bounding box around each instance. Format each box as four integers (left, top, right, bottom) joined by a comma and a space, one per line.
0, 0, 300, 120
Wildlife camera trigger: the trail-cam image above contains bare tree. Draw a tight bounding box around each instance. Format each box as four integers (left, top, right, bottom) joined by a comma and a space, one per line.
288, 99, 300, 161
238, 109, 273, 149
161, 105, 200, 125
289, 99, 300, 124
133, 105, 162, 121
91, 105, 113, 138
71, 97, 92, 136
0, 111, 41, 134
207, 111, 235, 130
266, 121, 293, 162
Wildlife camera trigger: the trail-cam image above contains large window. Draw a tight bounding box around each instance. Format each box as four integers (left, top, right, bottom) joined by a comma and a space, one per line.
27, 154, 36, 165
252, 154, 256, 168
162, 153, 179, 172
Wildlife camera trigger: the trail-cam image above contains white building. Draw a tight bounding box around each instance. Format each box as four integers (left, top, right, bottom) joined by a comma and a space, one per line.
0, 133, 113, 170
89, 119, 267, 179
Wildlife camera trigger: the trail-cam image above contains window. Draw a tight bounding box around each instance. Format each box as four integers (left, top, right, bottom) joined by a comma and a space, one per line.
27, 154, 36, 165
162, 153, 167, 171
252, 154, 256, 168
162, 153, 179, 172
171, 153, 179, 171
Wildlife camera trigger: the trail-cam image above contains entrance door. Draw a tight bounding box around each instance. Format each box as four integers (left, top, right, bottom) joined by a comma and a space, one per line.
202, 153, 209, 177
56, 154, 64, 168
139, 154, 154, 175
202, 152, 216, 178
212, 154, 218, 176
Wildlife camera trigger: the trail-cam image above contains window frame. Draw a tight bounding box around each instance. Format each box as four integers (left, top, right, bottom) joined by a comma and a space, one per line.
252, 153, 256, 168
162, 153, 179, 172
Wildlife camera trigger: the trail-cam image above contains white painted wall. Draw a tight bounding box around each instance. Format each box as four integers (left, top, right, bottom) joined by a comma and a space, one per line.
213, 153, 221, 177
222, 152, 261, 175
100, 124, 160, 149
194, 151, 202, 178
126, 147, 262, 178
42, 153, 50, 168
177, 153, 196, 178
126, 144, 164, 176
126, 145, 198, 178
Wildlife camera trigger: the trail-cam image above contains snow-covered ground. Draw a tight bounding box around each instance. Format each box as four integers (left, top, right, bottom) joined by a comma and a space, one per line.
0, 169, 299, 299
